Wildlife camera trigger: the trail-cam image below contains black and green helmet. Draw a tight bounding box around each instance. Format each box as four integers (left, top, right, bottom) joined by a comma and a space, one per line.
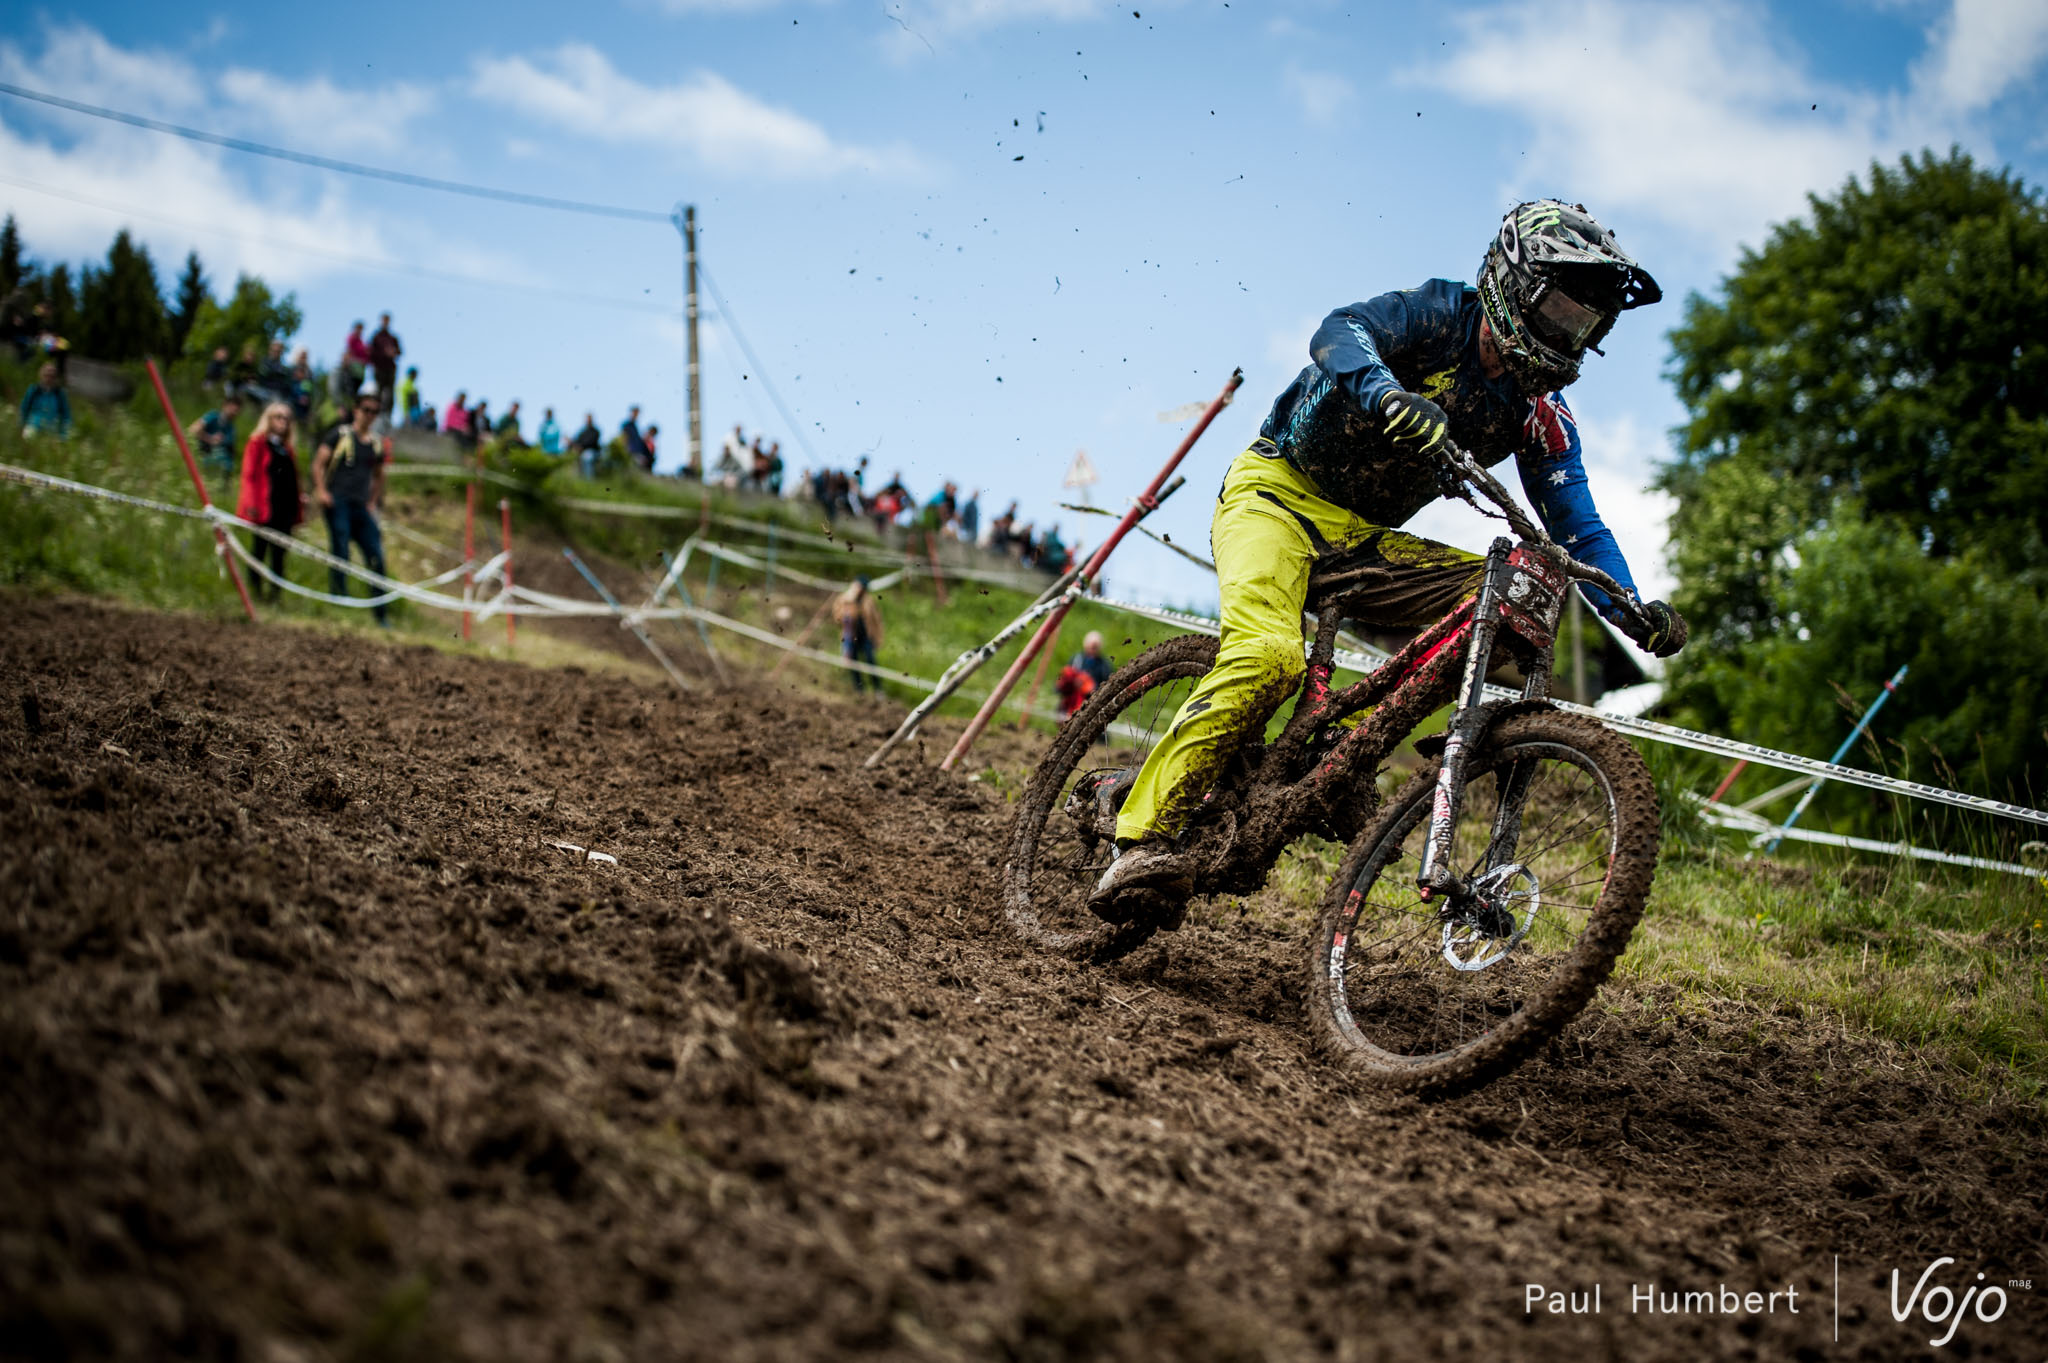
1475, 200, 1661, 394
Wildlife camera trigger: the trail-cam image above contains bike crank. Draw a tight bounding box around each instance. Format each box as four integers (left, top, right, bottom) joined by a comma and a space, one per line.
1438, 863, 1539, 972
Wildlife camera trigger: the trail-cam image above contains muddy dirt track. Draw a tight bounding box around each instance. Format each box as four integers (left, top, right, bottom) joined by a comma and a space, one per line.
2, 596, 2042, 1362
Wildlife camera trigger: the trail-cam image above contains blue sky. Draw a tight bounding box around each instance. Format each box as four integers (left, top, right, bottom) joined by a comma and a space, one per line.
4, 0, 2045, 608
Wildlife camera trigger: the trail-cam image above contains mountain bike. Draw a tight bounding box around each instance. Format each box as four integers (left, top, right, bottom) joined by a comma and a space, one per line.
1002, 443, 1674, 1094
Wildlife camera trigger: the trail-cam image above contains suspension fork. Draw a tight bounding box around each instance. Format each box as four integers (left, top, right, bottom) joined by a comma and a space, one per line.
1418, 538, 1513, 898
1480, 648, 1555, 872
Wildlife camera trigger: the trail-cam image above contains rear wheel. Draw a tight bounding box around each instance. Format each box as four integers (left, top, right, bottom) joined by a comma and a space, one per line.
1004, 635, 1216, 962
1304, 711, 1658, 1094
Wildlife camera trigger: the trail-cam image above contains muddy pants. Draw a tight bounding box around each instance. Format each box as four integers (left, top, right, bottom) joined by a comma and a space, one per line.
1114, 445, 1484, 844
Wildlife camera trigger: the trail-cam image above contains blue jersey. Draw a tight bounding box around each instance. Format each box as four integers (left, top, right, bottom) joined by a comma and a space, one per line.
1258, 278, 1639, 620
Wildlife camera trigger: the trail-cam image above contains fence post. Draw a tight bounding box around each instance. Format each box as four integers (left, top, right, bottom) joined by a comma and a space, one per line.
499, 498, 514, 649
145, 358, 257, 622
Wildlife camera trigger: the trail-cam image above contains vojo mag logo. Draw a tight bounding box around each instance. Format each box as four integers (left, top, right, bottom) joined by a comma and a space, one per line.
1889, 1256, 2018, 1349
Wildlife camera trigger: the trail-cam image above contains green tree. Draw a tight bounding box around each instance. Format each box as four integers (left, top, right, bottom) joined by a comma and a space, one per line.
168, 250, 208, 356
1664, 149, 2047, 614
1660, 148, 2048, 809
0, 215, 24, 298
181, 273, 302, 364
78, 229, 170, 361
41, 263, 77, 340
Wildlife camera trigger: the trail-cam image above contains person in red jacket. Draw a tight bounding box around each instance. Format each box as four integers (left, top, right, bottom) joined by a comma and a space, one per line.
236, 401, 304, 601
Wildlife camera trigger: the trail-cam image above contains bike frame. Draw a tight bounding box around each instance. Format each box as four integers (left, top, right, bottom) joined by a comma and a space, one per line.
1181, 444, 1640, 905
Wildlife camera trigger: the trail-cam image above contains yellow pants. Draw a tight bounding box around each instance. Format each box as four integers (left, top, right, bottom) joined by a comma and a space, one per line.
1114, 445, 1484, 843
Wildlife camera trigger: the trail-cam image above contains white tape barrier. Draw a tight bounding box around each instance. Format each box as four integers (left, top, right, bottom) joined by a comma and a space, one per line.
1, 461, 213, 519
1693, 796, 2042, 879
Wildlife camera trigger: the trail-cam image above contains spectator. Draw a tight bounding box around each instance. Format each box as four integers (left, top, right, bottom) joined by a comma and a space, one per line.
712, 435, 743, 489
1038, 523, 1068, 573
765, 440, 784, 495
342, 321, 372, 396
722, 424, 747, 476
186, 393, 242, 476
230, 342, 260, 399
643, 424, 659, 471
18, 361, 71, 439
832, 576, 885, 693
620, 406, 649, 470
1055, 631, 1115, 718
960, 488, 981, 544
443, 390, 474, 451
312, 390, 391, 626
289, 349, 315, 424
252, 341, 293, 406
235, 401, 303, 602
749, 437, 772, 491
397, 366, 421, 425
203, 346, 231, 392
495, 400, 524, 447
417, 403, 438, 434
537, 406, 562, 455
571, 412, 601, 475
368, 312, 402, 410
469, 399, 491, 446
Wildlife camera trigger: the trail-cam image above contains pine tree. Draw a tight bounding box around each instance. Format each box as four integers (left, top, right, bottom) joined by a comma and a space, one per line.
0, 215, 24, 298
42, 263, 77, 339
79, 229, 169, 361
169, 250, 208, 357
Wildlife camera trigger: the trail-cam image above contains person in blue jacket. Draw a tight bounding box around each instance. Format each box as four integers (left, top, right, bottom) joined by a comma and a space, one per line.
1093, 200, 1688, 916
19, 361, 72, 439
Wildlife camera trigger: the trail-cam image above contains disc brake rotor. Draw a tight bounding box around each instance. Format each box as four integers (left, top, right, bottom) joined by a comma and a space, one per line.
1439, 863, 1540, 972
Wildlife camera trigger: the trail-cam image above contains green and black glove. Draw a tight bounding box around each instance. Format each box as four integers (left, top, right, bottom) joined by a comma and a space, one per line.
1379, 389, 1451, 460
1620, 599, 1688, 658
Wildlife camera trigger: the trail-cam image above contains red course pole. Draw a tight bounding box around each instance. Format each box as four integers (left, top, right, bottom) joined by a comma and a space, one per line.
462, 477, 477, 641
146, 358, 257, 622
500, 498, 515, 648
939, 367, 1242, 771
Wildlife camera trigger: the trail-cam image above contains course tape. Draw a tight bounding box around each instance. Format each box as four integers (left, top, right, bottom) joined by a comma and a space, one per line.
1, 461, 213, 519
1694, 797, 2040, 878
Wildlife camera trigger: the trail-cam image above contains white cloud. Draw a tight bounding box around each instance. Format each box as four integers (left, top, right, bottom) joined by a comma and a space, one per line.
1428, 0, 1908, 256
1282, 65, 1355, 127
217, 69, 435, 156
469, 45, 922, 178
0, 24, 544, 333
1912, 0, 2048, 112
0, 22, 202, 115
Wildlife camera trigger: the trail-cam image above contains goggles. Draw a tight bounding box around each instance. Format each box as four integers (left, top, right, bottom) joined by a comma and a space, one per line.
1529, 288, 1611, 353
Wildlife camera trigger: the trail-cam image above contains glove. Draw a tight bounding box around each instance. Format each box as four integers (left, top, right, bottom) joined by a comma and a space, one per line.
1379, 390, 1451, 460
1621, 599, 1688, 657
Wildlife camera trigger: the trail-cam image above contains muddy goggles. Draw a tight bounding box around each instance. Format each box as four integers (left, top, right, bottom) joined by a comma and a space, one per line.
1528, 287, 1612, 354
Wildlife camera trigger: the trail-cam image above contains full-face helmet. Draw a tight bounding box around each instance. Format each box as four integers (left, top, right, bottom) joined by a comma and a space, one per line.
1476, 200, 1661, 393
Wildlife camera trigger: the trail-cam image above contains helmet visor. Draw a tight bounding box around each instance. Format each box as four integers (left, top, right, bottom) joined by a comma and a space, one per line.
1530, 288, 1609, 352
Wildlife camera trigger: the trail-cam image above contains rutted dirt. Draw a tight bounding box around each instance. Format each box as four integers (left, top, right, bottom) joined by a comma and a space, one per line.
1, 595, 2041, 1362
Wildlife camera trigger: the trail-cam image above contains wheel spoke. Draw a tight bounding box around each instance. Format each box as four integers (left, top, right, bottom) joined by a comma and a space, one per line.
1316, 725, 1650, 1089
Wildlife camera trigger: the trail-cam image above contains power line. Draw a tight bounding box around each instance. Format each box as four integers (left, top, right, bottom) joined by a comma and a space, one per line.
697, 263, 823, 468
0, 172, 674, 315
0, 80, 671, 224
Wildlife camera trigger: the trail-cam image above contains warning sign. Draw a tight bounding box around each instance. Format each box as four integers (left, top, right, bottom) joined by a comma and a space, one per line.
1061, 448, 1099, 490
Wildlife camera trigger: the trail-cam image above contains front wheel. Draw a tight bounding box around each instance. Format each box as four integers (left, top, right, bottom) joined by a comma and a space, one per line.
1004, 634, 1217, 962
1304, 711, 1659, 1095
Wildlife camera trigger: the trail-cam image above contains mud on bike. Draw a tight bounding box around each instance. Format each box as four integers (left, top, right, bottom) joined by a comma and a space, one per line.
1003, 444, 1678, 1095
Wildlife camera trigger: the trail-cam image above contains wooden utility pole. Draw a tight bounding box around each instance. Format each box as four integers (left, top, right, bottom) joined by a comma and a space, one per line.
677, 205, 703, 477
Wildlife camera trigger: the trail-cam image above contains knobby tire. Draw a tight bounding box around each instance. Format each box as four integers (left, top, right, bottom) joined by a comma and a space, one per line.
1004, 634, 1218, 963
1303, 711, 1659, 1095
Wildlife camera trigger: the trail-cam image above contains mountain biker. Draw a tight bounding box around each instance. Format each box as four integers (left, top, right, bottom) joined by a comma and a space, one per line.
1091, 200, 1688, 919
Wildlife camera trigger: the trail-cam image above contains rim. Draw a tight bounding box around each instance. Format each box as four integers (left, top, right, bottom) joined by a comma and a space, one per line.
1323, 739, 1620, 1068
1007, 657, 1209, 947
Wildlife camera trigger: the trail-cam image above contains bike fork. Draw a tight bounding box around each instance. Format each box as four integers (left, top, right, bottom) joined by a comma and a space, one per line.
1418, 538, 1514, 899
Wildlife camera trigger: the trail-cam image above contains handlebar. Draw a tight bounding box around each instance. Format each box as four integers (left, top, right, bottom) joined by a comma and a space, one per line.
1437, 441, 1656, 636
